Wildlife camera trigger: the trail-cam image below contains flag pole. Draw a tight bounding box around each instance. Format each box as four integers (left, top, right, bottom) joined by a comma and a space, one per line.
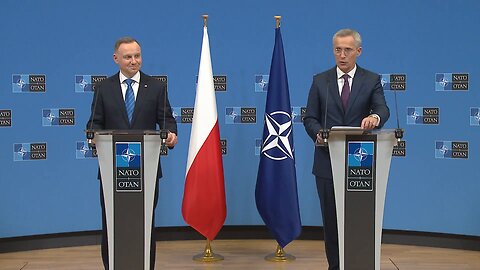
203, 14, 208, 27
190, 15, 224, 262
263, 16, 297, 262
274, 15, 281, 28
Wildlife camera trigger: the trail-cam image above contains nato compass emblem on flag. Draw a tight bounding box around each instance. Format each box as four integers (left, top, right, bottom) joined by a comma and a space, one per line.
261, 111, 294, 161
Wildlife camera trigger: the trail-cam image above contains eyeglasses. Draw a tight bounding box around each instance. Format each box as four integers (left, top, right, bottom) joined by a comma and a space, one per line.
334, 47, 356, 56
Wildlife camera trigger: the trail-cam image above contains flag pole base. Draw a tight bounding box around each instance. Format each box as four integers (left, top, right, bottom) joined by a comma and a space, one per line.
265, 244, 296, 262
193, 239, 224, 262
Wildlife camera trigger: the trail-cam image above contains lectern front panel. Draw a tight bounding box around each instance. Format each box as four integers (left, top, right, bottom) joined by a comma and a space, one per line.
344, 135, 376, 270
113, 134, 145, 270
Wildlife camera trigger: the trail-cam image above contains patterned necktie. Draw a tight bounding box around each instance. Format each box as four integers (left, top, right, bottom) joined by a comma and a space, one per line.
124, 79, 135, 123
341, 74, 350, 111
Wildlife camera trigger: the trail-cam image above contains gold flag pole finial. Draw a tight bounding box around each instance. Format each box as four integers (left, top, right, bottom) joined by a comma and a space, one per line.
203, 14, 208, 27
274, 15, 281, 28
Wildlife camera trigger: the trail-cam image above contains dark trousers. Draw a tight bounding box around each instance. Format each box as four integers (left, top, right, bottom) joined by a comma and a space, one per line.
315, 176, 339, 270
100, 182, 159, 270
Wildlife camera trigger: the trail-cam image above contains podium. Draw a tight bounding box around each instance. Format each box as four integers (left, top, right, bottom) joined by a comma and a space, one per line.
328, 127, 396, 270
95, 130, 161, 270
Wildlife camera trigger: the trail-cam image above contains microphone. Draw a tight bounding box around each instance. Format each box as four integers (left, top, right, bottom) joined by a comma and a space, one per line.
392, 79, 404, 144
159, 79, 169, 154
319, 79, 330, 146
85, 82, 101, 148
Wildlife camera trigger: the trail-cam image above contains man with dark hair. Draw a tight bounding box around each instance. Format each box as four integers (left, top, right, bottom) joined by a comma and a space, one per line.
87, 36, 177, 270
303, 29, 389, 270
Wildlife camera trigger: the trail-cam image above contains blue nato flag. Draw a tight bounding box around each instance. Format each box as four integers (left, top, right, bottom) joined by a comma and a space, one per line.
255, 27, 301, 248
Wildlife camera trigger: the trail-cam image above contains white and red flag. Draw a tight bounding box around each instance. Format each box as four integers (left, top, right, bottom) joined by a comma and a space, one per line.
182, 25, 226, 240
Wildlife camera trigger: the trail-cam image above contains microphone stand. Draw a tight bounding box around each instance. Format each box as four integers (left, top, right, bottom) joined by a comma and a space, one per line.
392, 80, 404, 144
319, 80, 330, 146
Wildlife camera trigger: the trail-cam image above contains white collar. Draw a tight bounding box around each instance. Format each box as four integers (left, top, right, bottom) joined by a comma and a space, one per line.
336, 65, 357, 80
119, 71, 140, 84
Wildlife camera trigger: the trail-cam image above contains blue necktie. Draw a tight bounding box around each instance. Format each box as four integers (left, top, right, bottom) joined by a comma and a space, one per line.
341, 74, 350, 111
124, 79, 135, 123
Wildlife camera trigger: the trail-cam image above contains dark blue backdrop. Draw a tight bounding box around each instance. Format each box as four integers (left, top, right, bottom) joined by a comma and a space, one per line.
1, 0, 479, 238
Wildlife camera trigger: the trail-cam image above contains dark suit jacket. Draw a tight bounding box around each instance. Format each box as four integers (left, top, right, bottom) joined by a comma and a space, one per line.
303, 66, 389, 178
86, 71, 177, 179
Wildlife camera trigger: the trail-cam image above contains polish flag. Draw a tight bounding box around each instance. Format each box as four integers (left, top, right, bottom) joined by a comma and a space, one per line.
182, 26, 226, 240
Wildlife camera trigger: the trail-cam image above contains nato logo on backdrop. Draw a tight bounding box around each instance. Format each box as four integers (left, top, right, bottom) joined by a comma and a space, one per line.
76, 141, 97, 159
435, 141, 468, 159
470, 108, 480, 126
347, 141, 374, 191
13, 143, 47, 161
291, 107, 306, 124
172, 107, 194, 123
75, 75, 107, 92
152, 75, 168, 93
255, 75, 269, 92
225, 107, 257, 124
255, 138, 262, 156
407, 107, 440, 125
115, 142, 142, 192
380, 74, 406, 91
12, 74, 46, 93
195, 75, 227, 91
220, 139, 227, 155
0, 110, 12, 127
42, 108, 75, 126
435, 73, 469, 91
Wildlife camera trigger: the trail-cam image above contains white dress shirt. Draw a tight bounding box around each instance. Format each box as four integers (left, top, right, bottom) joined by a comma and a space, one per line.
119, 71, 140, 101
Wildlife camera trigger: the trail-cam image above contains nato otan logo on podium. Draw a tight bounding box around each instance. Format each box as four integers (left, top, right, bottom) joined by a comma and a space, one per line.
0, 110, 12, 127
76, 141, 97, 159
115, 142, 142, 192
347, 142, 374, 191
75, 75, 107, 92
435, 141, 469, 159
407, 107, 440, 125
380, 73, 406, 91
13, 143, 47, 161
225, 107, 257, 124
470, 108, 480, 126
42, 109, 75, 126
255, 75, 269, 92
435, 73, 469, 91
12, 74, 46, 93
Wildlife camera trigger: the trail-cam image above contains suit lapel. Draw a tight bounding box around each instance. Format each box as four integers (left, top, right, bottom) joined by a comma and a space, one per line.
345, 67, 364, 116
131, 73, 148, 126
328, 68, 344, 114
